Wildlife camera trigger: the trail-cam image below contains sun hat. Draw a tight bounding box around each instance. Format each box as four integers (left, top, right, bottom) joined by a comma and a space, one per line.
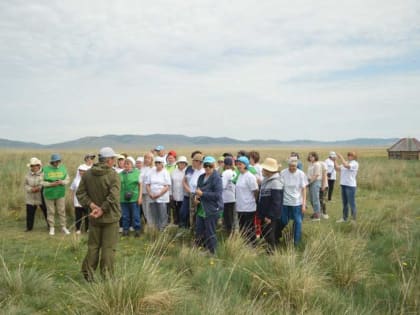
50, 153, 61, 163
78, 164, 90, 171
155, 156, 165, 164
237, 156, 250, 168
155, 145, 164, 151
99, 147, 118, 158
126, 156, 136, 166
223, 157, 233, 166
136, 156, 144, 163
27, 157, 42, 167
84, 153, 96, 161
203, 156, 216, 164
176, 156, 188, 164
329, 151, 337, 158
261, 158, 281, 173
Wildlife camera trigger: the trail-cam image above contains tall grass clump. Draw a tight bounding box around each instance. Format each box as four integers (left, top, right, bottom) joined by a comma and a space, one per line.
0, 255, 55, 312
69, 235, 187, 315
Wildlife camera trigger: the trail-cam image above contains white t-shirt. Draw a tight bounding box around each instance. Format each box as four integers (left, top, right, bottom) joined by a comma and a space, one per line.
340, 160, 359, 187
188, 168, 205, 194
235, 171, 258, 212
222, 169, 236, 203
140, 166, 154, 194
325, 158, 336, 180
171, 167, 186, 202
146, 168, 171, 203
70, 177, 82, 207
281, 168, 308, 206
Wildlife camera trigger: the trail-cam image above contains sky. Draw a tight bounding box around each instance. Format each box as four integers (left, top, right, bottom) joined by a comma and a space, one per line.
1, 0, 419, 144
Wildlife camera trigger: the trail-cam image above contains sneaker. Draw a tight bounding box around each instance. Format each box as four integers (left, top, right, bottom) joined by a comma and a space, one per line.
76, 230, 81, 235
311, 213, 321, 221
62, 227, 70, 235
321, 214, 329, 219
49, 227, 55, 235
119, 227, 123, 233
129, 226, 135, 232
336, 218, 346, 223
122, 231, 129, 237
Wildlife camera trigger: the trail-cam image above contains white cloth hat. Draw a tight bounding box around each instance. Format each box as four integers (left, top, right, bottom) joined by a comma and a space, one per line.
288, 156, 298, 165
329, 151, 337, 158
176, 155, 188, 164
261, 158, 281, 173
78, 164, 90, 171
154, 156, 165, 164
136, 156, 144, 163
126, 156, 136, 166
27, 157, 42, 167
99, 147, 118, 158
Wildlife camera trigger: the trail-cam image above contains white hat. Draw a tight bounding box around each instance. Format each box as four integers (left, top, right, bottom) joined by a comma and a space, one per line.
261, 158, 281, 173
136, 156, 144, 163
154, 156, 165, 164
78, 164, 90, 171
27, 157, 42, 167
99, 147, 118, 158
176, 155, 188, 164
288, 156, 298, 165
126, 156, 136, 166
329, 151, 337, 158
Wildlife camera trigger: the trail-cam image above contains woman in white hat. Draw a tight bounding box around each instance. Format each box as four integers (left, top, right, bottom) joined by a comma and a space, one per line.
170, 156, 188, 226
24, 157, 48, 231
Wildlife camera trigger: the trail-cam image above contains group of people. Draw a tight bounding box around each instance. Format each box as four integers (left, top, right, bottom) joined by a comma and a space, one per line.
24, 145, 359, 280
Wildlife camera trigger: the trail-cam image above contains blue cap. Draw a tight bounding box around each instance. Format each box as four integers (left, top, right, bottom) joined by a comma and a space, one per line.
237, 156, 249, 168
50, 153, 61, 163
155, 145, 164, 151
203, 156, 216, 164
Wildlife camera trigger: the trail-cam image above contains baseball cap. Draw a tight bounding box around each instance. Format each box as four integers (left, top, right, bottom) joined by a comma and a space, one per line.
99, 147, 118, 158
155, 145, 164, 151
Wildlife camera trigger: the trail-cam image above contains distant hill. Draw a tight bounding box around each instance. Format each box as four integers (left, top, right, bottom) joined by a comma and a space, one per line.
0, 135, 399, 149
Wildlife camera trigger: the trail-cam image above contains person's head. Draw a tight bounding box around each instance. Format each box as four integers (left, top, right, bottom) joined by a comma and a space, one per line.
290, 152, 300, 159
307, 151, 319, 162
202, 156, 216, 175
261, 158, 280, 178
192, 152, 203, 169
135, 156, 144, 169
176, 156, 188, 170
223, 152, 233, 158
154, 156, 165, 170
154, 145, 165, 157
27, 157, 42, 173
117, 155, 125, 168
288, 156, 298, 173
237, 150, 249, 159
144, 152, 154, 167
329, 151, 337, 160
190, 150, 203, 158
124, 156, 135, 171
249, 151, 260, 165
50, 153, 62, 167
237, 156, 250, 173
167, 150, 177, 165
78, 164, 89, 177
217, 156, 225, 168
98, 147, 118, 167
347, 151, 357, 160
223, 157, 233, 170
84, 153, 96, 166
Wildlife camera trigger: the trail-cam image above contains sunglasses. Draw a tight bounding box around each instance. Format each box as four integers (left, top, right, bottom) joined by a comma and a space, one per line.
203, 163, 213, 168
154, 161, 162, 164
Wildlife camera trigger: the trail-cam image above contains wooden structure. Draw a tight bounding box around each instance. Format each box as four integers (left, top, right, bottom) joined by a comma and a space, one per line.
387, 138, 420, 160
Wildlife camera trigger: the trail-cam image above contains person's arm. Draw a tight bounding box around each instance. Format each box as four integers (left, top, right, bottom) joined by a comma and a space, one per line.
98, 174, 120, 214
301, 185, 306, 213
60, 174, 70, 185
182, 175, 191, 194
337, 153, 350, 169
137, 182, 143, 205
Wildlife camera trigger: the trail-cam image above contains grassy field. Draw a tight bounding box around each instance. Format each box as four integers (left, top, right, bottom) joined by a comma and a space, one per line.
0, 147, 419, 314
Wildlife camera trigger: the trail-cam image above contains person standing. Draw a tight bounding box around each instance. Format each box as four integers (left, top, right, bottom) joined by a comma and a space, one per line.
76, 147, 121, 282
258, 158, 283, 253
70, 164, 90, 234
120, 157, 142, 237
319, 159, 329, 219
280, 157, 308, 246
24, 157, 48, 231
325, 152, 337, 201
194, 156, 223, 254
42, 153, 70, 236
335, 152, 359, 222
171, 156, 188, 226
140, 152, 154, 226
307, 152, 322, 221
221, 157, 236, 236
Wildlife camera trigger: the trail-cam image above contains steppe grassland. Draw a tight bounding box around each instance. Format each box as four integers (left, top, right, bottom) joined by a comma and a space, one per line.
0, 147, 418, 314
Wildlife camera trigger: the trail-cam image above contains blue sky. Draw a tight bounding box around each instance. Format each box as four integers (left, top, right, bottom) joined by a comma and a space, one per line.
0, 0, 419, 144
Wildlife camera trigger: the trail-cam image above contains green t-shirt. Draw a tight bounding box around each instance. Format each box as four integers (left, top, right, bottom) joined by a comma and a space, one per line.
43, 165, 67, 200
165, 164, 176, 174
119, 168, 140, 203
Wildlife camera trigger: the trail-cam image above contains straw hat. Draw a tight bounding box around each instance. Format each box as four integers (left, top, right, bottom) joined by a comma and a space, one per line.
27, 157, 42, 167
261, 158, 281, 172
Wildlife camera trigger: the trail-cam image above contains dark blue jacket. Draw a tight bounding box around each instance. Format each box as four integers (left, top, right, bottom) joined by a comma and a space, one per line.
197, 171, 223, 216
257, 173, 283, 220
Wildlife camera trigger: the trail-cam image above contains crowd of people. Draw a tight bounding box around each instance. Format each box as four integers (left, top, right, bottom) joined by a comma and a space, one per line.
24, 146, 359, 279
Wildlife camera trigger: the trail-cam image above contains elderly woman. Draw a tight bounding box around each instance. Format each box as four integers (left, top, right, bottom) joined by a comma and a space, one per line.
307, 152, 322, 221
257, 158, 284, 253
24, 157, 48, 231
120, 157, 142, 237
194, 156, 223, 254
140, 152, 154, 225
235, 156, 259, 245
70, 164, 90, 234
335, 152, 359, 222
171, 156, 188, 226
146, 156, 171, 231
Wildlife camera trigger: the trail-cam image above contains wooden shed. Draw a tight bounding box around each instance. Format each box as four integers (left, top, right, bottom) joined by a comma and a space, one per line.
387, 138, 420, 160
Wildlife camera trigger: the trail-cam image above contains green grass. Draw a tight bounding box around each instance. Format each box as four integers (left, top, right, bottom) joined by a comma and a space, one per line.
0, 149, 419, 314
